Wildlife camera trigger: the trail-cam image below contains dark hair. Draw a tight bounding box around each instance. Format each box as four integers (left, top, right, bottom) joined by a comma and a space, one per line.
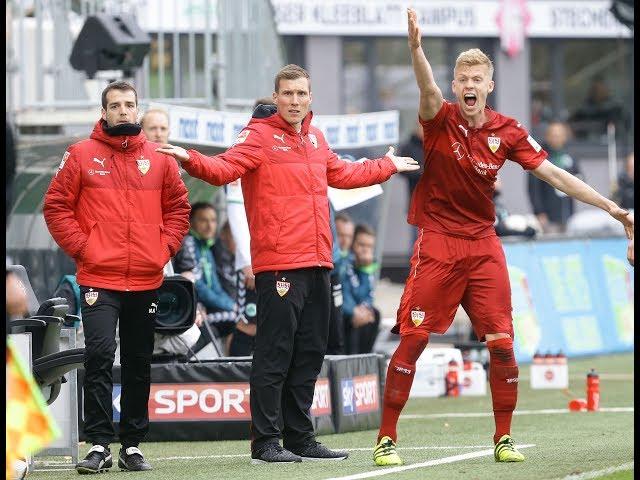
101, 81, 138, 109
335, 212, 353, 224
253, 97, 275, 110
274, 64, 311, 93
354, 223, 375, 241
190, 202, 216, 220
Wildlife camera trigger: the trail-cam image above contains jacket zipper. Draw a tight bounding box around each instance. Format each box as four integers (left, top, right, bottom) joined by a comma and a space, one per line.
124, 140, 131, 291
300, 132, 321, 266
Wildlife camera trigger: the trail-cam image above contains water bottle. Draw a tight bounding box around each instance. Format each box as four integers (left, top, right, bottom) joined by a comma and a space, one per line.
586, 369, 600, 411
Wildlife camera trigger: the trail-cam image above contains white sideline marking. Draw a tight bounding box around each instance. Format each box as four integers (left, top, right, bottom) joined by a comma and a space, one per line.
324, 444, 535, 480
401, 406, 634, 419
34, 445, 511, 467
556, 461, 634, 480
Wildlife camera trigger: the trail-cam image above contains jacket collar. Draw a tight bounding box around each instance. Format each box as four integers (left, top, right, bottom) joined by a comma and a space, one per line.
89, 119, 146, 151
249, 109, 313, 136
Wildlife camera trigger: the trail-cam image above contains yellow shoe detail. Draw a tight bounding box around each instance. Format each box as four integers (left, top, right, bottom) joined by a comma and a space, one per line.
494, 434, 525, 462
373, 436, 403, 466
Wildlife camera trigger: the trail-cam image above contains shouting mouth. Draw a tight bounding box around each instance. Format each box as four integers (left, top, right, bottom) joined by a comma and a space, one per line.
464, 93, 477, 107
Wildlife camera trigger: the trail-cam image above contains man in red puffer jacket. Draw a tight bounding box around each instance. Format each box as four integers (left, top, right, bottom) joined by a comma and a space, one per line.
43, 81, 190, 474
158, 64, 419, 464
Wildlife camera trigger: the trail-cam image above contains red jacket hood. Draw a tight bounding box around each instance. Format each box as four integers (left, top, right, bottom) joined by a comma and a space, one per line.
89, 119, 147, 151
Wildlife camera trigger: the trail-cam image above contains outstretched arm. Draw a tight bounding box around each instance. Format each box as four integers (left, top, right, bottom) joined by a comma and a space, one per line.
156, 127, 265, 186
407, 8, 443, 121
327, 146, 419, 189
531, 160, 633, 240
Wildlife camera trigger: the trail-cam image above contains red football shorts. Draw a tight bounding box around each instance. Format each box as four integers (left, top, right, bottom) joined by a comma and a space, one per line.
394, 230, 513, 341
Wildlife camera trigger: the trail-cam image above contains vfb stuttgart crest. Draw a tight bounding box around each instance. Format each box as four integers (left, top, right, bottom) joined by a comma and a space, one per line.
137, 158, 150, 175
85, 289, 99, 306
276, 278, 290, 297
488, 135, 501, 153
308, 133, 318, 149
410, 308, 425, 327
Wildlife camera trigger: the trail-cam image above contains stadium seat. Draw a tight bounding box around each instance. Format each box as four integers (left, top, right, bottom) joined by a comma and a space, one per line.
7, 264, 85, 405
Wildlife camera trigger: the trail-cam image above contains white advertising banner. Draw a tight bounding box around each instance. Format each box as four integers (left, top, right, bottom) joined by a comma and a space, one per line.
147, 102, 399, 149
272, 0, 631, 38
135, 0, 632, 38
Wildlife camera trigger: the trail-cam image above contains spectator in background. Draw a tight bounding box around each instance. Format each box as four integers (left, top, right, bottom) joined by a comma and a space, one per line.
187, 202, 238, 353
140, 109, 170, 144
216, 97, 275, 355
341, 224, 381, 354
527, 121, 581, 233
327, 201, 345, 355
213, 220, 257, 356
613, 152, 634, 210
398, 120, 425, 245
335, 212, 355, 258
570, 77, 624, 140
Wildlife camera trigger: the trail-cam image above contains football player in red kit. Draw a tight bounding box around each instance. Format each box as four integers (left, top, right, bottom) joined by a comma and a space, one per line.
373, 8, 634, 466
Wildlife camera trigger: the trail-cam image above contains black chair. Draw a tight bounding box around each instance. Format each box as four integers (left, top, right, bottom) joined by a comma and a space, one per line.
8, 264, 85, 405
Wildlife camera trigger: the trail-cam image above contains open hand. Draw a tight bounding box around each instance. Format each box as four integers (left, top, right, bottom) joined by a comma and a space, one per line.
385, 146, 420, 173
610, 208, 633, 240
156, 144, 190, 162
407, 8, 421, 49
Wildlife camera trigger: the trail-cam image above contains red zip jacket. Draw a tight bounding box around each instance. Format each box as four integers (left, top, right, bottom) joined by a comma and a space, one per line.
43, 120, 191, 291
182, 108, 397, 274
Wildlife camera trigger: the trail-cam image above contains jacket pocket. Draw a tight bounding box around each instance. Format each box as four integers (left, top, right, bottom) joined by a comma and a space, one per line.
129, 223, 167, 276
82, 221, 128, 275
79, 219, 98, 260
275, 196, 316, 254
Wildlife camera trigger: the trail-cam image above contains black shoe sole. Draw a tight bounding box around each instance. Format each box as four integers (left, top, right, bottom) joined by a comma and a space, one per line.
250, 458, 302, 464
118, 460, 152, 471
76, 467, 111, 474
299, 455, 348, 462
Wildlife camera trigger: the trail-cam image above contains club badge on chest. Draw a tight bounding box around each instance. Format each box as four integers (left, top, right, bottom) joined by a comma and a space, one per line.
488, 134, 501, 153
137, 158, 150, 175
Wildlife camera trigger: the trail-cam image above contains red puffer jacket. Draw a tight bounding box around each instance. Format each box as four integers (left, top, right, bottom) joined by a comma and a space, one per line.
44, 120, 191, 291
183, 108, 397, 274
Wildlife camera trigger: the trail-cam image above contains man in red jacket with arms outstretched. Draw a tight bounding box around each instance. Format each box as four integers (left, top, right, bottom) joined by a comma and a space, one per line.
44, 81, 191, 474
372, 9, 634, 467
158, 64, 419, 464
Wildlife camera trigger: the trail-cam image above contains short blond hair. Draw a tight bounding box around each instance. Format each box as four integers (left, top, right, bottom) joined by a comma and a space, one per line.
274, 64, 311, 92
454, 48, 494, 79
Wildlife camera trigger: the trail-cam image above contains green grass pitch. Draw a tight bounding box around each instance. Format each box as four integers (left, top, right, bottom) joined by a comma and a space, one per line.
28, 352, 633, 480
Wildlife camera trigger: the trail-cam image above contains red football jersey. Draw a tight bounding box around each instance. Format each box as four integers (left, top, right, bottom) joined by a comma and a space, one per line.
409, 101, 547, 238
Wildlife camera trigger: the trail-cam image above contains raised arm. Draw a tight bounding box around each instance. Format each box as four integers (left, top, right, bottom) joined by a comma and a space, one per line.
531, 159, 634, 239
407, 8, 443, 121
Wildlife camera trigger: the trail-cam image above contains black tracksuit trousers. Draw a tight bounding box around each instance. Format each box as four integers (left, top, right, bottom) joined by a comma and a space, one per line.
250, 267, 331, 453
79, 286, 158, 448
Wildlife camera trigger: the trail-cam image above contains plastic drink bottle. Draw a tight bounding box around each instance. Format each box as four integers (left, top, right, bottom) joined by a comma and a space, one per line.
586, 369, 600, 411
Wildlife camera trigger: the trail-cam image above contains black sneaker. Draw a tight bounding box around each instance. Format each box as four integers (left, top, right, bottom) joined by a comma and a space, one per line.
251, 444, 303, 464
76, 445, 112, 474
118, 446, 152, 471
289, 441, 349, 461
